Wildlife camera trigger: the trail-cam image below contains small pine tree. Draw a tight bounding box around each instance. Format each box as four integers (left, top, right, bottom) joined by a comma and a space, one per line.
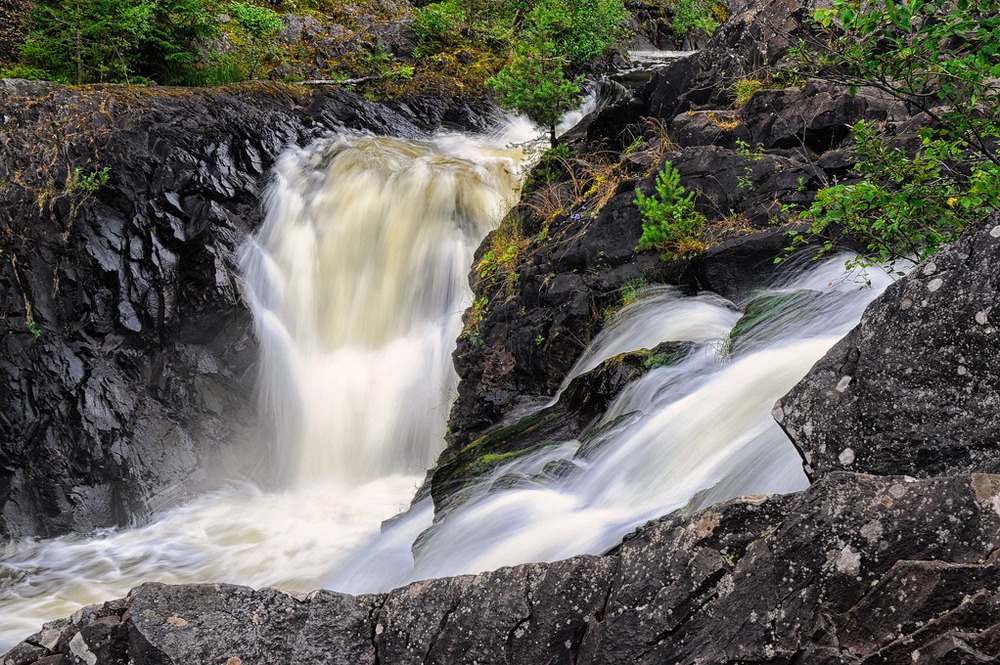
487, 41, 582, 147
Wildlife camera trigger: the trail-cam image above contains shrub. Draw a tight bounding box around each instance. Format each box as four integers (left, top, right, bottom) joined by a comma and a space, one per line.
634, 161, 707, 259
227, 2, 284, 79
414, 0, 467, 52
793, 121, 1000, 268
668, 0, 721, 39
791, 0, 1000, 266
731, 78, 764, 107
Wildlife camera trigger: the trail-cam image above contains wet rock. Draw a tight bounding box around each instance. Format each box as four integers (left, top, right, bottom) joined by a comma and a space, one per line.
775, 214, 1000, 481
723, 289, 826, 356
9, 473, 1000, 664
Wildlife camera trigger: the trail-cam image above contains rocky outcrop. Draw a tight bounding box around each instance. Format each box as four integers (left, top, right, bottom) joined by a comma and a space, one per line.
0, 80, 487, 538
9, 472, 1000, 664
775, 214, 1000, 481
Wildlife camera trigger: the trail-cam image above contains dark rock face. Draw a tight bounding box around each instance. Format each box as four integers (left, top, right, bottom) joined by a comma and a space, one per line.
0, 82, 436, 538
10, 473, 1000, 664
775, 214, 1000, 481
443, 181, 687, 456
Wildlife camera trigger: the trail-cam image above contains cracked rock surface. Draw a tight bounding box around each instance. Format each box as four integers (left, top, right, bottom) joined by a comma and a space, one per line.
7, 472, 1000, 664
775, 213, 1000, 481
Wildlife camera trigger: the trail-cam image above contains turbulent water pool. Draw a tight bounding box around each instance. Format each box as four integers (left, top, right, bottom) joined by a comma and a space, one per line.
0, 118, 893, 650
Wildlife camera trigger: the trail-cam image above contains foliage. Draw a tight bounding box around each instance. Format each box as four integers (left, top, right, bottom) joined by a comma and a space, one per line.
805, 0, 1000, 161
524, 0, 627, 66
0, 64, 52, 80
411, 0, 625, 142
143, 0, 221, 77
668, 0, 721, 40
523, 143, 571, 193
413, 0, 467, 52
476, 214, 524, 299
66, 166, 111, 195
635, 161, 707, 259
735, 138, 764, 190
21, 0, 155, 83
17, 0, 226, 84
226, 2, 284, 79
487, 38, 583, 147
26, 320, 42, 339
620, 277, 646, 305
731, 78, 764, 107
792, 0, 1000, 265
793, 121, 1000, 268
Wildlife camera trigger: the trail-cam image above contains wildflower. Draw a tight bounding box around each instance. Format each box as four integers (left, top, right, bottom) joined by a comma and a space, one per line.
947, 197, 958, 207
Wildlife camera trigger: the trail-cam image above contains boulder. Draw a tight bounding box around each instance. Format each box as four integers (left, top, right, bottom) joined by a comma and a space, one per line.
775, 214, 1000, 481
8, 473, 1000, 664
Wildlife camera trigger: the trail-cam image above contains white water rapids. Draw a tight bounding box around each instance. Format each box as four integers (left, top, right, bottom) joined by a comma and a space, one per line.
0, 123, 894, 650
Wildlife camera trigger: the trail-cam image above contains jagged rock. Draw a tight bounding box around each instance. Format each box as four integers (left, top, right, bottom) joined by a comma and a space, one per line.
9, 473, 1000, 664
740, 80, 909, 153
775, 214, 1000, 481
0, 81, 487, 538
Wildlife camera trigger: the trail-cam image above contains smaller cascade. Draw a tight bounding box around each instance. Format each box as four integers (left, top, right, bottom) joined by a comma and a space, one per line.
328, 256, 896, 592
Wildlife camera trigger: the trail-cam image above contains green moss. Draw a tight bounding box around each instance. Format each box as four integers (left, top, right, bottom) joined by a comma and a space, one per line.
723, 290, 825, 356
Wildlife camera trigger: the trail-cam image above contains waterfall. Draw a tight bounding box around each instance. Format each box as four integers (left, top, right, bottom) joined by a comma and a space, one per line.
0, 129, 527, 649
239, 134, 523, 486
0, 122, 893, 652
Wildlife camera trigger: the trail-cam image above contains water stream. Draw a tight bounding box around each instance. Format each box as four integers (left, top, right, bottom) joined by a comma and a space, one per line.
0, 117, 893, 650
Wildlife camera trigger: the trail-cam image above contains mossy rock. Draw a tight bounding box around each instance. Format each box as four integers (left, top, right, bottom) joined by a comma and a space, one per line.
723, 290, 826, 357
430, 340, 693, 516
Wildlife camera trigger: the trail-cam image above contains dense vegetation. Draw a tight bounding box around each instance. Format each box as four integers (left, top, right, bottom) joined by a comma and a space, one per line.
0, 0, 721, 97
792, 0, 1000, 267
632, 0, 1000, 269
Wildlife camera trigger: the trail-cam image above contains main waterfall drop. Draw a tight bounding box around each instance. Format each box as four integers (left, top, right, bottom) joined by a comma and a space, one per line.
240, 134, 525, 486
0, 130, 528, 648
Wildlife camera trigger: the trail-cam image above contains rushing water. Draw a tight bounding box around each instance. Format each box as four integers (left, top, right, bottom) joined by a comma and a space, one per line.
0, 117, 893, 651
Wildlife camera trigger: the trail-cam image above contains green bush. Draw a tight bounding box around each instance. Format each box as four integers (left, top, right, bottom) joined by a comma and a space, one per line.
0, 64, 55, 81
525, 0, 626, 66
414, 0, 467, 52
795, 121, 1000, 268
635, 161, 707, 259
19, 0, 222, 84
226, 2, 284, 79
668, 0, 721, 39
792, 0, 1000, 266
